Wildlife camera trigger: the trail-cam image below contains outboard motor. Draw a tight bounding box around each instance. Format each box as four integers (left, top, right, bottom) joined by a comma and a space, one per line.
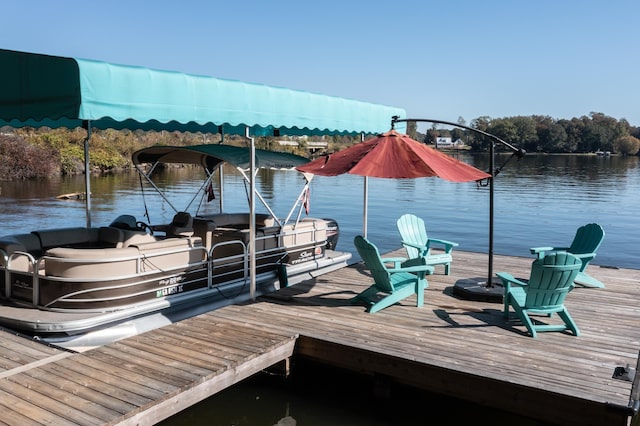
323, 218, 340, 250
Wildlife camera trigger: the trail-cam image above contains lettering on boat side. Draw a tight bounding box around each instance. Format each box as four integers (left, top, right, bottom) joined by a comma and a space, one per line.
12, 279, 32, 289
156, 275, 186, 298
291, 250, 313, 265
157, 285, 184, 297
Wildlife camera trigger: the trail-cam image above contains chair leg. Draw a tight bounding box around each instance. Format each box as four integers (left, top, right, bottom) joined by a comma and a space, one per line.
518, 312, 538, 338
557, 309, 580, 336
444, 263, 450, 275
368, 290, 410, 314
415, 278, 426, 307
350, 286, 379, 306
503, 294, 511, 319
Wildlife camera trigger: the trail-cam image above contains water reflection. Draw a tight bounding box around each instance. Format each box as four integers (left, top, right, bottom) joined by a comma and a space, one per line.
160, 359, 544, 426
0, 154, 638, 269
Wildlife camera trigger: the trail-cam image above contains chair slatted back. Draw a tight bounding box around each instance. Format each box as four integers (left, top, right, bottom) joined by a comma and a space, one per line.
569, 223, 605, 256
525, 252, 582, 309
354, 235, 393, 293
397, 214, 429, 258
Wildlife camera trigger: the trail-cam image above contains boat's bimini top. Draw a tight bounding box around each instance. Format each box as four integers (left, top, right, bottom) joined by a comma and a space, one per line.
132, 144, 310, 172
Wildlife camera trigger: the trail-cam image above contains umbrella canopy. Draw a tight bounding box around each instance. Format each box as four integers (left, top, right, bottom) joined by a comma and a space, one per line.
297, 130, 490, 182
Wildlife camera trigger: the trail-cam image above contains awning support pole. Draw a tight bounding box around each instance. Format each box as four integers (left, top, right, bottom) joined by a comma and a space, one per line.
246, 127, 256, 300
82, 120, 92, 229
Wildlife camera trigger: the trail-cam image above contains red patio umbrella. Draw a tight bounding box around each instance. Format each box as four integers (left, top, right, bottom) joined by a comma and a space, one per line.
298, 128, 500, 301
297, 129, 490, 238
297, 129, 490, 181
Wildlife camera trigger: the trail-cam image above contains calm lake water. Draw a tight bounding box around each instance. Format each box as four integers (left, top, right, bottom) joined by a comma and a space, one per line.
1, 153, 637, 269
0, 153, 638, 424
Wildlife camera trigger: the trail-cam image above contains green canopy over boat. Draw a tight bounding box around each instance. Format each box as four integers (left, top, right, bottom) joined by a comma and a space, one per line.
0, 48, 405, 136
132, 144, 310, 172
0, 48, 406, 299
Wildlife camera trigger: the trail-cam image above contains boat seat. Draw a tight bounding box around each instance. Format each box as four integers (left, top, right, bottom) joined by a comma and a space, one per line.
193, 218, 217, 249
98, 226, 125, 248
44, 237, 205, 278
121, 230, 157, 247
44, 247, 140, 278
0, 233, 42, 256
198, 213, 276, 229
32, 227, 99, 250
166, 212, 194, 237
129, 237, 205, 272
0, 233, 43, 271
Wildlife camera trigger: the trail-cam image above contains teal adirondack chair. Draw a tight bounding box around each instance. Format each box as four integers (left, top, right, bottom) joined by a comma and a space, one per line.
498, 252, 583, 338
530, 223, 605, 288
396, 214, 458, 275
352, 235, 434, 314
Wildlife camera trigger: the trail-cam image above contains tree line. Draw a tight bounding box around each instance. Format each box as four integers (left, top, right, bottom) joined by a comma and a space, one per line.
415, 112, 640, 155
1, 111, 638, 180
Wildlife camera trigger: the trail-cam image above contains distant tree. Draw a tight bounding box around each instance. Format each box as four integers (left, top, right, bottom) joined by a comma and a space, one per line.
455, 116, 468, 143
613, 135, 640, 155
580, 112, 628, 153
558, 118, 583, 152
469, 116, 492, 151
406, 121, 418, 140
510, 116, 538, 152
486, 118, 518, 152
425, 123, 439, 144
535, 116, 568, 153
450, 127, 465, 143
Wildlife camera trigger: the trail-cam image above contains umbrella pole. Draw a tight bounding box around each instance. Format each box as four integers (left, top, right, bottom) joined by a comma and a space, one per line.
361, 132, 368, 238
488, 141, 495, 287
246, 127, 256, 300
363, 176, 368, 238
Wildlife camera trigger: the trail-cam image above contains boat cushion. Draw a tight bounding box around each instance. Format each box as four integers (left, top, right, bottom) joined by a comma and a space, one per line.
44, 247, 140, 278
32, 227, 99, 249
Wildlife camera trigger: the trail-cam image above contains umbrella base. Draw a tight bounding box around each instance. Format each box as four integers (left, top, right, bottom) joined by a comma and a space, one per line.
453, 277, 503, 303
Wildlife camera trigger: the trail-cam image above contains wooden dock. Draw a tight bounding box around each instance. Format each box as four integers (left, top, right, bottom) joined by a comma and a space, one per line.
0, 250, 639, 425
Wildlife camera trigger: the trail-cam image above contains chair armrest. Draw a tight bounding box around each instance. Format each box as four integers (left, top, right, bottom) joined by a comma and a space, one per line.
530, 246, 554, 259
390, 265, 435, 277
571, 252, 595, 260
381, 256, 407, 268
389, 257, 434, 275
530, 246, 571, 259
572, 252, 595, 270
496, 272, 528, 288
427, 238, 459, 253
401, 240, 427, 250
388, 264, 433, 272
400, 240, 430, 256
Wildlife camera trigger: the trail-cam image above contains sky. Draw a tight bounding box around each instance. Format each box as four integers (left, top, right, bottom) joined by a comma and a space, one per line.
3, 0, 639, 129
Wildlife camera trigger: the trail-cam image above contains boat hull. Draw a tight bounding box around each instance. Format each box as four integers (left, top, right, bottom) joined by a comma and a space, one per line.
0, 216, 350, 349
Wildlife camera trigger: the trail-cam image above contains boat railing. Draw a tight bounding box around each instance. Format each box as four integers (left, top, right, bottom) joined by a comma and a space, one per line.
210, 239, 249, 284
209, 233, 289, 285
3, 250, 39, 300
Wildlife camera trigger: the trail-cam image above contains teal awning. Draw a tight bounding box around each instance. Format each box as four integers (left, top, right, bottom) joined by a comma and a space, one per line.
0, 49, 405, 136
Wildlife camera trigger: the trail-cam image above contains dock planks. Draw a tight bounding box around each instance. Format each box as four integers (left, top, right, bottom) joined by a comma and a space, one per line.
0, 249, 638, 425
0, 319, 297, 425
210, 249, 640, 426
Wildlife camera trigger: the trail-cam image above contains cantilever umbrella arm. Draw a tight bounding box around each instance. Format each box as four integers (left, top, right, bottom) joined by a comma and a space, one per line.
391, 116, 526, 290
